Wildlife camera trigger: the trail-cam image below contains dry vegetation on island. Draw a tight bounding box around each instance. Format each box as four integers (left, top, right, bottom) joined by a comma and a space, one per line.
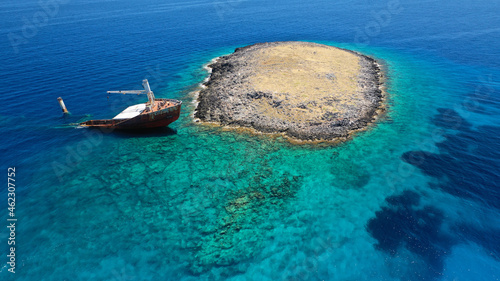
195, 41, 384, 142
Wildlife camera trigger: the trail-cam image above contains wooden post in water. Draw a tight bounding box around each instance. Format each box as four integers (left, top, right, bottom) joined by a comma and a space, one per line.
57, 97, 69, 114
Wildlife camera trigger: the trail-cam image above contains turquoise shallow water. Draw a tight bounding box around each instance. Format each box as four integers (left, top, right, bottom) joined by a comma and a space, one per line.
1, 0, 500, 280
3, 44, 498, 280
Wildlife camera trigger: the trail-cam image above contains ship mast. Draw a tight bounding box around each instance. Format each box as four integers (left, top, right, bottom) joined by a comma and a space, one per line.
107, 79, 156, 110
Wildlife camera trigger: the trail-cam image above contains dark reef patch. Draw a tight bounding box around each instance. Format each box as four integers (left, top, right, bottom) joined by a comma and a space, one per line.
188, 169, 303, 275
432, 108, 472, 131
403, 108, 500, 210
367, 191, 454, 279
330, 157, 371, 189
369, 107, 500, 279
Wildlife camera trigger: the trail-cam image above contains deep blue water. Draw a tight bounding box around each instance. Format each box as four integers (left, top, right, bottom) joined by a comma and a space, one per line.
1, 0, 499, 280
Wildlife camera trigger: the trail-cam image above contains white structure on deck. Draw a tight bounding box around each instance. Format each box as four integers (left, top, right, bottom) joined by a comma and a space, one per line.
113, 103, 147, 119
107, 79, 156, 112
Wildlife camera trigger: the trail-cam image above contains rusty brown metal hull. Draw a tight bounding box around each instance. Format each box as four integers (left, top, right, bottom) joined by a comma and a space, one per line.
80, 99, 182, 130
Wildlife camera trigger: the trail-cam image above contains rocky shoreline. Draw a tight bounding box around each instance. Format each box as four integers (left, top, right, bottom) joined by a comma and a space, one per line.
195, 41, 385, 142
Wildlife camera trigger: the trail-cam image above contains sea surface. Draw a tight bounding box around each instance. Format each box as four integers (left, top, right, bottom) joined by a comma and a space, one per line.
1, 0, 499, 280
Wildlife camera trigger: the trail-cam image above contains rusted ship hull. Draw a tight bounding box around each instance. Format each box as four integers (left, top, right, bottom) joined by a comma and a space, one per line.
80, 98, 182, 130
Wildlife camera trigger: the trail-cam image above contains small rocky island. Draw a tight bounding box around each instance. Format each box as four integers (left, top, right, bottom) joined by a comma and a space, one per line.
195, 41, 384, 142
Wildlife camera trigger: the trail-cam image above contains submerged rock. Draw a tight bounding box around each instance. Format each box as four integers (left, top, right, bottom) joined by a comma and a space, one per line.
195, 41, 385, 142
